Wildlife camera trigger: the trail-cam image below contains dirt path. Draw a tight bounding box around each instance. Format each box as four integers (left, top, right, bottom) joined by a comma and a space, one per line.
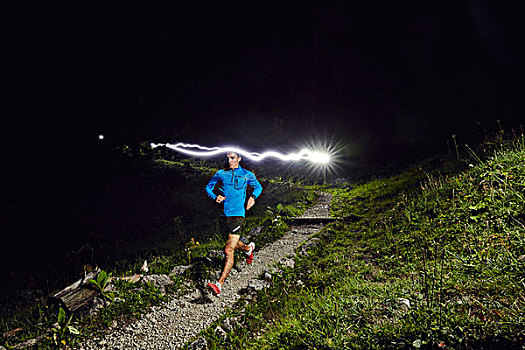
79, 192, 332, 350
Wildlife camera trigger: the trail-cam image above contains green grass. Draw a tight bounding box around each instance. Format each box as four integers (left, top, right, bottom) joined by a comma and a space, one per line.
196, 133, 524, 349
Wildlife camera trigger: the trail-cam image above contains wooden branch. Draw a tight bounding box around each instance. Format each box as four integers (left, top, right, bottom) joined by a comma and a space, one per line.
286, 217, 337, 225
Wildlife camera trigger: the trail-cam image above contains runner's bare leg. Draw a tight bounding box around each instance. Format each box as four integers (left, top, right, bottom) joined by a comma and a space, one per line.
218, 234, 240, 285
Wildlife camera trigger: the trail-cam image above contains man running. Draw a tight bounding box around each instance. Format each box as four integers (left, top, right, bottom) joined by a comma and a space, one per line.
205, 152, 263, 296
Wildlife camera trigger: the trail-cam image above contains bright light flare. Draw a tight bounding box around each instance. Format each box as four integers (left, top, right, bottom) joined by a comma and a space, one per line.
150, 142, 331, 165
309, 151, 330, 164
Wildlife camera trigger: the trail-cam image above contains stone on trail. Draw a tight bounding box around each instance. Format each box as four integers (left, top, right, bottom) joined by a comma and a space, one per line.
248, 279, 271, 291
188, 337, 208, 350
206, 250, 226, 260
169, 264, 193, 276
299, 237, 321, 255
142, 274, 174, 295
247, 226, 263, 237
278, 256, 295, 269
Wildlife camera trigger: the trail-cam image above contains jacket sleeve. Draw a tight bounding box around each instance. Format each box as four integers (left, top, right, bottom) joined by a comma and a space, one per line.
248, 173, 263, 199
205, 171, 221, 200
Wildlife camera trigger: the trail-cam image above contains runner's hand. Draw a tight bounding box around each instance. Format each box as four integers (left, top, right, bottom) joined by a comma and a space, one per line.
246, 196, 255, 210
216, 195, 226, 203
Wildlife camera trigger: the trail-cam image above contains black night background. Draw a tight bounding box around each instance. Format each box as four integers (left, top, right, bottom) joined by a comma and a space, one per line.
2, 0, 523, 315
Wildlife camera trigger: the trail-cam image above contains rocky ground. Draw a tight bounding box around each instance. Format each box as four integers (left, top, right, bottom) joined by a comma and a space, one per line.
78, 192, 332, 350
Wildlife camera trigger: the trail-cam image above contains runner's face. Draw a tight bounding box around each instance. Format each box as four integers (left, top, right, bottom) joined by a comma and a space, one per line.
227, 153, 241, 169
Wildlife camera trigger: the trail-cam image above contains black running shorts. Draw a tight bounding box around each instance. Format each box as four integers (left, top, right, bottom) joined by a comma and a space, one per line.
219, 216, 245, 238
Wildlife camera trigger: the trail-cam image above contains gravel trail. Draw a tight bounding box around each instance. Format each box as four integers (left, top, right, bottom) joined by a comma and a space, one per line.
79, 192, 332, 350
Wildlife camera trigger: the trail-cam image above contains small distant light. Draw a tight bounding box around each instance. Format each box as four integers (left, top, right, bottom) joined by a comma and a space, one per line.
98, 134, 104, 140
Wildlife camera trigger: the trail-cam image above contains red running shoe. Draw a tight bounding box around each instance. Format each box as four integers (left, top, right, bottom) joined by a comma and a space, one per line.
207, 282, 221, 296
246, 242, 255, 264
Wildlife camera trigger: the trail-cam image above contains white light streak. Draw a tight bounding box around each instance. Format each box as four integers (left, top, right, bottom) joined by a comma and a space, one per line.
150, 142, 331, 164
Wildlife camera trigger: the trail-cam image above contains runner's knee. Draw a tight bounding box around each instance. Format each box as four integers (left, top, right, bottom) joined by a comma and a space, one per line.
225, 246, 234, 256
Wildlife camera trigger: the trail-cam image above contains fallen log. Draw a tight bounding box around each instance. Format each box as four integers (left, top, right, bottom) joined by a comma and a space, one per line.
47, 267, 101, 313
287, 214, 362, 226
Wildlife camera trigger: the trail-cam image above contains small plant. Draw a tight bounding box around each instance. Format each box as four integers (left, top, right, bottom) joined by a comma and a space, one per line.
51, 307, 79, 347
88, 270, 115, 303
266, 203, 287, 224
185, 237, 200, 264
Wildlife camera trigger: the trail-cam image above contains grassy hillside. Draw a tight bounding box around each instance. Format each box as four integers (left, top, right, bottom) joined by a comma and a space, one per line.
2, 132, 523, 349
198, 134, 524, 349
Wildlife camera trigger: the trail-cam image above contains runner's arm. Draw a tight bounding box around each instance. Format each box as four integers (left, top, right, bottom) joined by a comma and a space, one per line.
205, 172, 221, 200
247, 174, 263, 199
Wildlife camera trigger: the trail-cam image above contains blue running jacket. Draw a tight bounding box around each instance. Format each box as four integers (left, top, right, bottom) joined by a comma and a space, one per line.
205, 165, 263, 217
